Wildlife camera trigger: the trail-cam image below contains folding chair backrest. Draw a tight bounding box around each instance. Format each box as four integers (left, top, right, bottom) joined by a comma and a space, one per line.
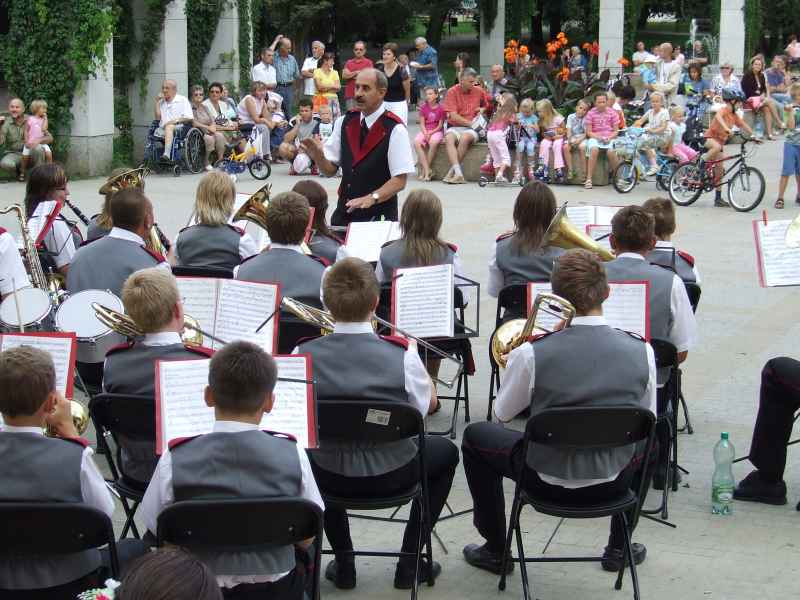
172, 265, 234, 279
317, 399, 423, 445
157, 498, 322, 548
684, 282, 701, 313
496, 283, 532, 324
526, 406, 655, 451
90, 393, 156, 442
649, 338, 679, 370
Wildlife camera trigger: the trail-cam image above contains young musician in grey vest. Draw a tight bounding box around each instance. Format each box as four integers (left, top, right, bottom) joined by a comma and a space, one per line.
103, 268, 213, 482
0, 346, 145, 597
461, 250, 657, 576
605, 206, 697, 490
488, 182, 565, 318
88, 167, 139, 242
295, 258, 459, 590
175, 172, 257, 271
139, 341, 323, 600
292, 179, 342, 264
299, 68, 415, 225
642, 198, 701, 286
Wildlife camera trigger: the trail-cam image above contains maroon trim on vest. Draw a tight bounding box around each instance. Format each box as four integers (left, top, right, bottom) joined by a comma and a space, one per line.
106, 341, 135, 355
34, 200, 64, 247
379, 334, 410, 350
60, 436, 90, 448
383, 110, 403, 125
79, 236, 102, 248
526, 331, 554, 344
309, 254, 330, 268
295, 334, 325, 347
142, 246, 166, 263
446, 242, 459, 253
169, 435, 201, 450
496, 231, 514, 242
228, 224, 246, 236
184, 344, 214, 357
262, 429, 298, 443
0, 227, 6, 235
240, 252, 260, 265
677, 250, 695, 266
345, 114, 389, 167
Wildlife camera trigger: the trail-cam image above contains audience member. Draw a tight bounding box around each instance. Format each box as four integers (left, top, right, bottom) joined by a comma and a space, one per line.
280, 98, 320, 175
342, 41, 374, 111
452, 52, 471, 86
583, 92, 621, 189
154, 80, 194, 162
21, 99, 52, 177
190, 85, 226, 171
766, 55, 791, 114
301, 40, 326, 102
632, 41, 649, 66
0, 97, 52, 180
514, 98, 539, 182
650, 43, 682, 105
412, 37, 439, 103
742, 55, 784, 139
272, 35, 301, 111
378, 42, 411, 124
414, 86, 446, 181
236, 81, 273, 160
710, 62, 743, 96
251, 47, 278, 90
564, 98, 589, 180
203, 82, 239, 141
687, 40, 709, 66
442, 68, 485, 184
313, 52, 342, 119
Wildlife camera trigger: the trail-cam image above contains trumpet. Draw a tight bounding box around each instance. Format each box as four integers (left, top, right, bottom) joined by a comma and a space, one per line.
92, 303, 205, 347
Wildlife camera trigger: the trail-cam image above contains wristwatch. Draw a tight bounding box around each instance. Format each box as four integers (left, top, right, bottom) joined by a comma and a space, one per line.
371, 192, 380, 204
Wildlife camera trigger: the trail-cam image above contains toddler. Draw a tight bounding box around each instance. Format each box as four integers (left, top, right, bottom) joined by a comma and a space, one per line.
536, 99, 566, 182
485, 96, 518, 182
666, 106, 699, 164
318, 105, 334, 142
514, 98, 539, 182
23, 99, 52, 176
564, 99, 590, 180
414, 86, 445, 181
634, 91, 671, 175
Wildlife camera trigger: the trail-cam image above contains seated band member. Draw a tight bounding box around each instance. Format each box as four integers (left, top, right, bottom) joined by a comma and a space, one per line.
0, 225, 31, 300
734, 357, 800, 508
140, 341, 323, 600
605, 206, 697, 489
461, 249, 657, 575
292, 179, 342, 264
175, 172, 257, 271
488, 182, 565, 308
294, 258, 459, 590
103, 268, 213, 482
642, 197, 701, 286
87, 167, 141, 242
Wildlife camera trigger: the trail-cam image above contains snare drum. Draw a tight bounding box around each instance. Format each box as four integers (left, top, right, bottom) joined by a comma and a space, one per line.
55, 289, 125, 363
0, 287, 52, 331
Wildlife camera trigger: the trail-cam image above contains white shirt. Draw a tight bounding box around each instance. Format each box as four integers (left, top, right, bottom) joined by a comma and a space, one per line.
29, 201, 75, 268
322, 106, 416, 178
108, 227, 170, 269
486, 239, 506, 298
1, 426, 115, 516
643, 107, 670, 132
139, 420, 324, 588
301, 57, 319, 95
0, 231, 30, 296
292, 321, 432, 416
374, 247, 470, 304
493, 316, 658, 488
654, 240, 702, 284
158, 94, 194, 127
251, 62, 277, 88
632, 50, 650, 65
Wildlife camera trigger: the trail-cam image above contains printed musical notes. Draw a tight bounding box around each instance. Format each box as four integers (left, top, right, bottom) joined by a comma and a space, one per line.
753, 220, 800, 287
0, 332, 76, 398
343, 221, 402, 262
392, 264, 454, 339
566, 205, 621, 234
262, 356, 316, 448
586, 224, 613, 252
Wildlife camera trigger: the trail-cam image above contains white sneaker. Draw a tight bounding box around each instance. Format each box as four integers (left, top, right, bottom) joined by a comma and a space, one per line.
495, 175, 509, 183
204, 164, 214, 172
646, 166, 658, 176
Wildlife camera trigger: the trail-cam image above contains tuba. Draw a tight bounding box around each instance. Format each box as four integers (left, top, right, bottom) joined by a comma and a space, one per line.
542, 204, 615, 261
92, 303, 204, 347
232, 182, 312, 254
98, 166, 148, 196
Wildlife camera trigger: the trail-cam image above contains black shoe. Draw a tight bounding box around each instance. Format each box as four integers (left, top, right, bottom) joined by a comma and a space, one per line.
733, 470, 787, 505
601, 543, 647, 572
463, 543, 514, 575
325, 559, 356, 590
713, 195, 729, 207
652, 468, 682, 491
394, 559, 442, 589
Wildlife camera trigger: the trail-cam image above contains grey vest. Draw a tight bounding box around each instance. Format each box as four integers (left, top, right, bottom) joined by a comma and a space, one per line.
604, 256, 675, 384
647, 248, 697, 285
495, 235, 564, 286
66, 235, 161, 297
104, 342, 205, 482
176, 224, 242, 271
378, 240, 454, 281
307, 232, 341, 265
527, 325, 649, 480
299, 333, 417, 476
237, 248, 325, 308
0, 433, 101, 589
171, 430, 302, 577
86, 215, 111, 242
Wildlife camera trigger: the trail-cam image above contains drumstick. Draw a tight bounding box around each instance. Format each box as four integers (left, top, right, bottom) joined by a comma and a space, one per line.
11, 278, 24, 333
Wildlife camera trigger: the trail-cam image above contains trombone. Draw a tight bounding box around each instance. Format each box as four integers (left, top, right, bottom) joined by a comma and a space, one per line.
281, 297, 464, 389
92, 303, 214, 347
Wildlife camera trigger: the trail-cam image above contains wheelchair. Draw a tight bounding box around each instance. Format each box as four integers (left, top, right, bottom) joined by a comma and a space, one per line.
142, 120, 205, 176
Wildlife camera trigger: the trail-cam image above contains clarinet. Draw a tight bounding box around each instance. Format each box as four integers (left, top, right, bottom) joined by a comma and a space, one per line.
64, 196, 91, 227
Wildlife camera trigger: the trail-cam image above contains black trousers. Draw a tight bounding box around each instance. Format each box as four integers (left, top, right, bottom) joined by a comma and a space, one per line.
310, 436, 459, 564
749, 357, 800, 482
461, 422, 653, 554
222, 567, 304, 600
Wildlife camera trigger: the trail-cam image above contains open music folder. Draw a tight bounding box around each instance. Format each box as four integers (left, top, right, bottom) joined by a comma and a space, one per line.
566, 205, 621, 234
0, 332, 76, 399
528, 281, 650, 339
753, 219, 800, 287
343, 221, 402, 263
155, 354, 317, 454
391, 264, 455, 339
176, 277, 280, 352
586, 224, 613, 252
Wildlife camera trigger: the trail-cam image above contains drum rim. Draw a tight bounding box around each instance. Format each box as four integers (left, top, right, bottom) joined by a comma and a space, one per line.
55, 289, 123, 339
0, 287, 51, 326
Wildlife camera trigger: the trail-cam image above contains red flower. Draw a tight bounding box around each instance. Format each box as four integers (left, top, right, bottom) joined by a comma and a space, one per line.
618, 57, 630, 67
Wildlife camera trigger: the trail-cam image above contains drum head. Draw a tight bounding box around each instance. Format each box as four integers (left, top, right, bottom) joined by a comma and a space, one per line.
56, 290, 123, 339
0, 288, 51, 326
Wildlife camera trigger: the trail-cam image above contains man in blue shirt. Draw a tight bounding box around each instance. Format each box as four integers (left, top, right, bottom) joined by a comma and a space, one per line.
413, 37, 439, 102
271, 35, 301, 113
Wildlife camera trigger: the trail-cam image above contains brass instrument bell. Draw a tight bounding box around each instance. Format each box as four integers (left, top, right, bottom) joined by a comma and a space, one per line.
92, 303, 204, 347
98, 166, 147, 196
542, 204, 615, 262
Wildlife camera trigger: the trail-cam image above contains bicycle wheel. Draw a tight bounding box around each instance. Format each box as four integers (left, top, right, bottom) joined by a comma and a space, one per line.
248, 158, 271, 180
669, 163, 703, 206
727, 166, 766, 212
656, 158, 679, 192
613, 161, 638, 193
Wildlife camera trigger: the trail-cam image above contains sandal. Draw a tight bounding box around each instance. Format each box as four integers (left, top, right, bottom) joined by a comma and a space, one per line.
775, 198, 785, 209
584, 179, 593, 189
16, 173, 24, 182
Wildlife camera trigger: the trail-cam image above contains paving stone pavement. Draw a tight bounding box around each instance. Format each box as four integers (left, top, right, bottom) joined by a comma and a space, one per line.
3, 117, 798, 599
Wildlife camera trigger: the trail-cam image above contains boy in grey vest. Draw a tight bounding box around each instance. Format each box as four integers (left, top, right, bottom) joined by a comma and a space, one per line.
461, 250, 657, 576
139, 341, 323, 600
642, 197, 701, 287
296, 258, 459, 590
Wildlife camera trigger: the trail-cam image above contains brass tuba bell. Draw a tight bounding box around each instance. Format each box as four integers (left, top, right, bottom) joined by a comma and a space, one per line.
233, 182, 271, 229
98, 166, 148, 196
542, 204, 615, 261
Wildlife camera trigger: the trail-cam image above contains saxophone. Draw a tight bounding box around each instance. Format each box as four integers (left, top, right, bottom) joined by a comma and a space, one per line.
0, 204, 57, 298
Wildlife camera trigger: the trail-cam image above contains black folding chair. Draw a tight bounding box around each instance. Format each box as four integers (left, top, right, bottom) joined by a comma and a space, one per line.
157, 498, 323, 600
278, 317, 325, 354
172, 265, 234, 278
89, 393, 157, 539
316, 400, 433, 600
677, 281, 701, 435
498, 407, 656, 600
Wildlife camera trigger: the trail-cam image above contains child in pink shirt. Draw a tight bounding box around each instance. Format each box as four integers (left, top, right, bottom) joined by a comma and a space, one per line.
414, 86, 446, 181
485, 96, 518, 182
535, 99, 566, 182
22, 99, 53, 176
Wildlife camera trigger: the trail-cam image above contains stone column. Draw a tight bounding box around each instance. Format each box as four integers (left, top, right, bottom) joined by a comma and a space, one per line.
479, 0, 506, 78
130, 0, 188, 156
718, 0, 745, 73
202, 3, 241, 89
67, 40, 114, 176
598, 0, 624, 72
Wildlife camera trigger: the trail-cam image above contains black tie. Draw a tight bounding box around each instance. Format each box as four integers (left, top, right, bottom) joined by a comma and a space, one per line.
360, 118, 369, 146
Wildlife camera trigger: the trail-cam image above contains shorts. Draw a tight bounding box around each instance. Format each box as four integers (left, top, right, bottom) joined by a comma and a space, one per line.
414, 131, 444, 147
22, 144, 50, 156
781, 143, 800, 177
585, 137, 613, 157
517, 138, 537, 156
445, 126, 478, 143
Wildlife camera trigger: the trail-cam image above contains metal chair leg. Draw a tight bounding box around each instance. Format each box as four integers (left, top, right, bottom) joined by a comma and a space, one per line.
498, 492, 521, 591
621, 513, 641, 600
515, 521, 531, 600
679, 391, 694, 434
614, 515, 626, 591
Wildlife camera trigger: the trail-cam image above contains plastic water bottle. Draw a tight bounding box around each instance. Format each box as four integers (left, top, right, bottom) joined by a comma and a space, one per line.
754, 116, 765, 138
712, 432, 735, 515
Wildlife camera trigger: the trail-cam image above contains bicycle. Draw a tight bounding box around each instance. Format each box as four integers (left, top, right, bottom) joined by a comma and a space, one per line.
611, 127, 679, 194
668, 136, 765, 212
214, 130, 271, 180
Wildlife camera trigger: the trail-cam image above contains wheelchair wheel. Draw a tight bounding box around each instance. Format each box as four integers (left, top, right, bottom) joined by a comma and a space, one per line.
183, 129, 205, 174
248, 158, 271, 180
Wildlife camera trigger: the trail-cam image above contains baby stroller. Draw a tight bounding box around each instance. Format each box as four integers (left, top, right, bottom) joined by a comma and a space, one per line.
214, 127, 271, 181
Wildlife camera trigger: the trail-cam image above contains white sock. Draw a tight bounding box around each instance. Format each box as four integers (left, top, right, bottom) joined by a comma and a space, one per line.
453, 164, 463, 177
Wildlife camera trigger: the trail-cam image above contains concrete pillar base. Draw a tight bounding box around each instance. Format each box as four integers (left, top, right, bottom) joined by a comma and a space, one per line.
64, 135, 114, 177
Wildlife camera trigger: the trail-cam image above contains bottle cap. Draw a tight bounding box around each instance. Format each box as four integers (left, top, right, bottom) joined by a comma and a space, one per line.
721, 432, 729, 440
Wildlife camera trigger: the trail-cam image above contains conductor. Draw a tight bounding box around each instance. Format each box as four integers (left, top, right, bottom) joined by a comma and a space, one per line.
301, 68, 415, 225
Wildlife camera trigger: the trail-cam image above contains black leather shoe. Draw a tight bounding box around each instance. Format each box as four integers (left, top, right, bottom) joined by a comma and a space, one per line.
394, 559, 442, 589
463, 543, 514, 575
325, 559, 356, 590
652, 468, 682, 491
714, 195, 729, 207
601, 543, 647, 572
733, 470, 787, 505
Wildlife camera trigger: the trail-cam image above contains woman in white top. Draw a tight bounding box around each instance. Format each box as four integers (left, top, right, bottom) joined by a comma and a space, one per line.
202, 81, 239, 138
634, 91, 671, 175
377, 42, 411, 124
236, 80, 272, 158
710, 63, 743, 97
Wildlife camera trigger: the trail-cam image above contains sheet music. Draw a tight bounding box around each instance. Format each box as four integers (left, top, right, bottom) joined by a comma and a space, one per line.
344, 221, 401, 262
527, 282, 560, 331
754, 220, 800, 287
216, 280, 278, 352
260, 356, 315, 448
0, 333, 74, 398
394, 264, 454, 338
594, 206, 621, 225
586, 224, 613, 252
565, 206, 595, 233
157, 359, 214, 453
176, 277, 219, 339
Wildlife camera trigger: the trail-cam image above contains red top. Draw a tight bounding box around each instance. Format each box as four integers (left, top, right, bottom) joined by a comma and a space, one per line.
344, 57, 374, 98
442, 84, 485, 126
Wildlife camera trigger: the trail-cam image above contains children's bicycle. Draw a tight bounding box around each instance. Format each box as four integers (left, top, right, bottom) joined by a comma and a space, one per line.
668, 136, 765, 212
214, 131, 271, 180
611, 127, 679, 194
